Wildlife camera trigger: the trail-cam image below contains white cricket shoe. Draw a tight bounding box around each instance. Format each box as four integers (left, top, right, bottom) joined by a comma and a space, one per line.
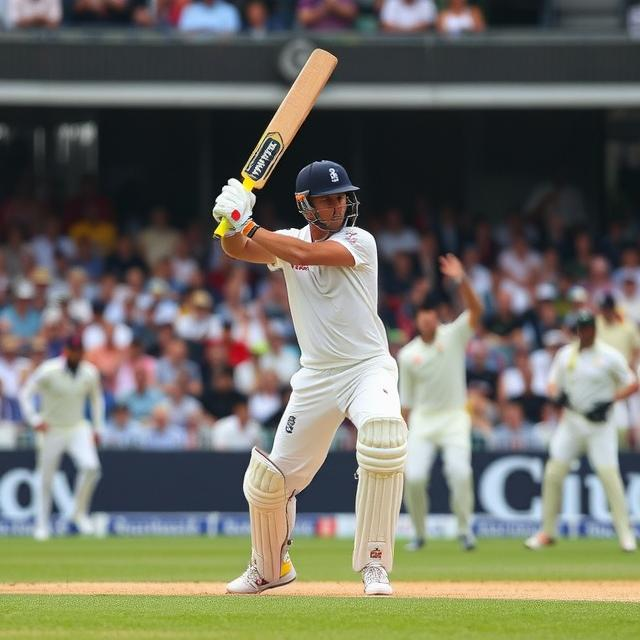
226, 553, 296, 594
33, 526, 50, 541
73, 515, 96, 536
362, 563, 393, 596
524, 532, 555, 550
620, 533, 637, 553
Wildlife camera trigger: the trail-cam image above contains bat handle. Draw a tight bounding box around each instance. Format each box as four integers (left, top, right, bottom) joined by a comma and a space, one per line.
213, 177, 255, 239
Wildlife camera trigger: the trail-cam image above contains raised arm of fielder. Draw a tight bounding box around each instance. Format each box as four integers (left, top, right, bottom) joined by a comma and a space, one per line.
439, 253, 484, 330
214, 179, 355, 268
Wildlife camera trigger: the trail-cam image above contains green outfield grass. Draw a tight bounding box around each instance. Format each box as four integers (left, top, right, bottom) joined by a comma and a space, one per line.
1, 537, 639, 640
0, 596, 639, 640
0, 537, 638, 582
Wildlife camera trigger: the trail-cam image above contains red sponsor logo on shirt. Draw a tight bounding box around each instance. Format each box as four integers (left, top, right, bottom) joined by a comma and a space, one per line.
293, 265, 309, 271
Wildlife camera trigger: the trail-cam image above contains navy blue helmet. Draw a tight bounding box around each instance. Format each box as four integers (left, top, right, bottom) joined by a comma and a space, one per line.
294, 160, 360, 236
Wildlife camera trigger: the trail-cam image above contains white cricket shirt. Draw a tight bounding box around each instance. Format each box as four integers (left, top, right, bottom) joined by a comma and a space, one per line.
548, 340, 634, 414
397, 311, 473, 413
269, 225, 389, 370
19, 356, 105, 431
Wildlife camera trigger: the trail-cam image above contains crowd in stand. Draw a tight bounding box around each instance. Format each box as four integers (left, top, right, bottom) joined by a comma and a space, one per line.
1, 171, 640, 454
0, 0, 488, 35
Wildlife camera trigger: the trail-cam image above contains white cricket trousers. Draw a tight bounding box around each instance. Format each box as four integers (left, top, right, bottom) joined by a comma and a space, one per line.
404, 408, 474, 535
35, 421, 101, 531
269, 354, 403, 497
549, 410, 618, 467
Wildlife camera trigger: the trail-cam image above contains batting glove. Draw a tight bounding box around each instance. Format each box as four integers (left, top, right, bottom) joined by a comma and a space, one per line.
212, 178, 256, 235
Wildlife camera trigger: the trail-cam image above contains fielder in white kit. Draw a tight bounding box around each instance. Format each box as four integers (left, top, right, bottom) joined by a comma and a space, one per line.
398, 255, 483, 552
213, 160, 407, 595
19, 335, 104, 541
525, 310, 638, 552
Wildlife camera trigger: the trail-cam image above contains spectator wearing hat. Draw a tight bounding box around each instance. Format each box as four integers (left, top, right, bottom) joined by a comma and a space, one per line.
0, 281, 41, 341
174, 289, 222, 344
65, 267, 94, 325
379, 0, 436, 32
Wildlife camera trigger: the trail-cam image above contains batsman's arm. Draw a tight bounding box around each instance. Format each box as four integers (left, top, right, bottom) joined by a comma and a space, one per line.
221, 233, 277, 265
247, 227, 355, 267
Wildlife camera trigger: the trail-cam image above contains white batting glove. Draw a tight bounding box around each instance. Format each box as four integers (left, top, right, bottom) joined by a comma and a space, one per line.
212, 178, 256, 234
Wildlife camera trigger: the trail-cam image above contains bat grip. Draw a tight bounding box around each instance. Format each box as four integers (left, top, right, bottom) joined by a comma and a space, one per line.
213, 177, 255, 239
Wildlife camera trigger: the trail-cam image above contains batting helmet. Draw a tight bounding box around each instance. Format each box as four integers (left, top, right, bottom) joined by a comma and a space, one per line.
294, 160, 360, 236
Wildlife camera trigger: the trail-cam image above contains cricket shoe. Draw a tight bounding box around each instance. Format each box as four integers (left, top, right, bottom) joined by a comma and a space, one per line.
524, 532, 555, 550
459, 533, 477, 551
362, 563, 393, 596
404, 538, 425, 552
33, 526, 50, 541
73, 515, 96, 536
620, 533, 637, 553
226, 553, 296, 594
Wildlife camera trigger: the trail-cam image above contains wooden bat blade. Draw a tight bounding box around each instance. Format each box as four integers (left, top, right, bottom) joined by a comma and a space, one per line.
240, 49, 337, 189
213, 48, 337, 238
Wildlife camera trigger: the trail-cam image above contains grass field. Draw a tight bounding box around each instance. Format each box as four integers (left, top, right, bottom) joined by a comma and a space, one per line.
0, 537, 639, 640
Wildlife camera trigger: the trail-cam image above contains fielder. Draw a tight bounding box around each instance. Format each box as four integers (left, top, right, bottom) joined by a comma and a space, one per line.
525, 310, 638, 552
19, 335, 104, 541
398, 255, 483, 552
213, 160, 407, 595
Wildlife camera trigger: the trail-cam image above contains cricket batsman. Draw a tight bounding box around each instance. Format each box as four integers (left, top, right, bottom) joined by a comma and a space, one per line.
213, 160, 407, 595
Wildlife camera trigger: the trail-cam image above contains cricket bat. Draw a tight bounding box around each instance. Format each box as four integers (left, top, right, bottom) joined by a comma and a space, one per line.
213, 48, 338, 238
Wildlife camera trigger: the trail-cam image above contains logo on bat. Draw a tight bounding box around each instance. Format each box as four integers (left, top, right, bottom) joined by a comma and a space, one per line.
244, 133, 284, 181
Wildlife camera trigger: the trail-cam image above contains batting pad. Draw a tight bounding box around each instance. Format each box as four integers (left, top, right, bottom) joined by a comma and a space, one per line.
243, 448, 289, 582
353, 417, 408, 572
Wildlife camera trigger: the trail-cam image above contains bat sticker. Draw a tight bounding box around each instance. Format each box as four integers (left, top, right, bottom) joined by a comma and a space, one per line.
244, 133, 284, 182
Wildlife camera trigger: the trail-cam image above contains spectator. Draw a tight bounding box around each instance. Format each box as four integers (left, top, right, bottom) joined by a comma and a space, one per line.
260, 321, 300, 388
379, 0, 436, 32
113, 337, 157, 397
490, 401, 544, 451
529, 329, 567, 398
83, 300, 133, 352
377, 208, 421, 261
247, 369, 283, 430
201, 366, 240, 420
70, 0, 152, 26
437, 0, 485, 35
497, 348, 546, 423
0, 335, 31, 399
138, 207, 180, 268
104, 235, 148, 281
208, 393, 263, 451
596, 293, 640, 366
243, 0, 282, 35
467, 381, 497, 450
174, 289, 222, 344
156, 338, 203, 396
165, 371, 204, 431
616, 271, 640, 326
178, 0, 241, 33
296, 0, 358, 31
140, 404, 187, 451
170, 236, 199, 292
85, 324, 127, 393
103, 404, 142, 449
120, 363, 165, 422
64, 267, 94, 325
0, 281, 41, 342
